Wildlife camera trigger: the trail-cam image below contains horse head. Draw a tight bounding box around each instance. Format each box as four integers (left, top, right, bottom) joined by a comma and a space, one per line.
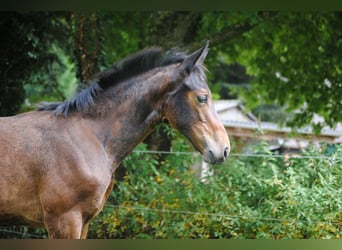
162, 41, 230, 164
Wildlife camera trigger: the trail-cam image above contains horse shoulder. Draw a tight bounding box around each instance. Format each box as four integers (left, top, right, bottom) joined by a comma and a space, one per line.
36, 117, 114, 215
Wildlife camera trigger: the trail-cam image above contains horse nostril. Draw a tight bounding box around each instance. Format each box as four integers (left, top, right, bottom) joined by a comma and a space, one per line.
223, 147, 229, 159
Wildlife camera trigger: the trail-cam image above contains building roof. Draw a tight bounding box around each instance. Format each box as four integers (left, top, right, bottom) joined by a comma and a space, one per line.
213, 100, 342, 143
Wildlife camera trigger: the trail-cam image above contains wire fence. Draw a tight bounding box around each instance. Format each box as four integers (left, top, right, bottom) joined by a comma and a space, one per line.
132, 149, 341, 159
0, 228, 45, 239
4, 201, 340, 239
103, 204, 342, 226
1, 149, 341, 238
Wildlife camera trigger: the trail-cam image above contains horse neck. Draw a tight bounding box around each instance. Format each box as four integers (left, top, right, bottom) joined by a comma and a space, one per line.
89, 71, 171, 166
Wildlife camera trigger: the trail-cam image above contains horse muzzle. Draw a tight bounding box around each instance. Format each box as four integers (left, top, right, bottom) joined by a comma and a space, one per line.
203, 146, 230, 164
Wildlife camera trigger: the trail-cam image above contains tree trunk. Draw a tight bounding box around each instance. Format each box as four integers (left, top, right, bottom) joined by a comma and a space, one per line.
72, 12, 104, 83
148, 11, 202, 49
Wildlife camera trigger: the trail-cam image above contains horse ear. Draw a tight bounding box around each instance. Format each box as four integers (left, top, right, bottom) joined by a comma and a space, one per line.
168, 41, 209, 91
180, 40, 209, 75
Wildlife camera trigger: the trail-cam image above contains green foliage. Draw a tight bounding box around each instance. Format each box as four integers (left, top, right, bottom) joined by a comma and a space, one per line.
0, 12, 71, 116
88, 141, 342, 239
2, 12, 341, 130
252, 104, 288, 123
223, 12, 342, 129
101, 12, 151, 66
21, 45, 77, 112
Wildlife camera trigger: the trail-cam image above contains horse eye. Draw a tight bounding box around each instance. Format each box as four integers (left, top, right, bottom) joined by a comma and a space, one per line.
197, 95, 208, 104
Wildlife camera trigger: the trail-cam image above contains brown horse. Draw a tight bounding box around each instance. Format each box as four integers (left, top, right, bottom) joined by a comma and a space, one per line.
0, 42, 230, 238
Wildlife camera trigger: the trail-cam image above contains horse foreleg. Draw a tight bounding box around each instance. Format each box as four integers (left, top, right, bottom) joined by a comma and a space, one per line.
44, 210, 84, 239
80, 222, 90, 239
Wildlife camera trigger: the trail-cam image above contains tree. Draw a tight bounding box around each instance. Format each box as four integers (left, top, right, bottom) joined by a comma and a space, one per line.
217, 12, 342, 131
0, 12, 71, 116
2, 11, 341, 131
72, 12, 104, 83
137, 11, 342, 131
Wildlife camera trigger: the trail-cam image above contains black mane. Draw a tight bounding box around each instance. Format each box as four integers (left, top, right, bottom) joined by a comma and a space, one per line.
37, 47, 187, 117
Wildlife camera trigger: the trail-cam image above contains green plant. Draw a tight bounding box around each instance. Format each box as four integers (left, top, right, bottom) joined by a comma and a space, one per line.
88, 141, 342, 239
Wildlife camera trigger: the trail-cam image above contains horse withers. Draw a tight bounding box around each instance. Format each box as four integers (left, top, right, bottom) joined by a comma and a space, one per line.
0, 41, 230, 238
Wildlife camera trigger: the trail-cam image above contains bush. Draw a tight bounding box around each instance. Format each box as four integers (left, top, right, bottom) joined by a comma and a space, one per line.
88, 142, 342, 239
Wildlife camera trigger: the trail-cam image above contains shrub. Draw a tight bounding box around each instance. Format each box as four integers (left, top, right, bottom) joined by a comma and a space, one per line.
88, 142, 342, 239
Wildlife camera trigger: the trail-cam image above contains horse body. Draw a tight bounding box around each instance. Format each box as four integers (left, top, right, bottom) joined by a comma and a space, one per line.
0, 112, 115, 237
0, 42, 230, 238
